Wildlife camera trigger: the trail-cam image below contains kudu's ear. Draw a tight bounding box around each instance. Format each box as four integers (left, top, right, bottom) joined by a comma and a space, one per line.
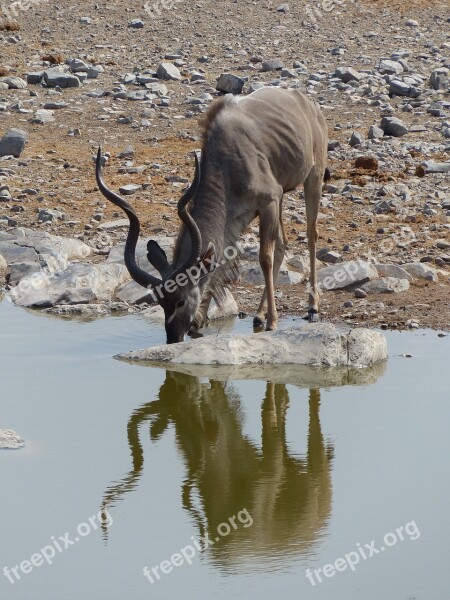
199, 242, 217, 273
147, 240, 170, 275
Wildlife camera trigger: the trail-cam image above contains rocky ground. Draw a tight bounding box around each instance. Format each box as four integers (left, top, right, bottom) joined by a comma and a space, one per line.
0, 0, 449, 331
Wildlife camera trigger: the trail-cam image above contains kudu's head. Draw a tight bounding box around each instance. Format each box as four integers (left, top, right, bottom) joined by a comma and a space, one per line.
95, 148, 215, 344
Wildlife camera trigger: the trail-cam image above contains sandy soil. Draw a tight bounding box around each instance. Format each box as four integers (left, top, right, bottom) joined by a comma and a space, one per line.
0, 0, 449, 330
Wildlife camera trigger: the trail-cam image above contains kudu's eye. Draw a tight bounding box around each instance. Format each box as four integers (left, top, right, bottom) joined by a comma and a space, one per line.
176, 300, 186, 309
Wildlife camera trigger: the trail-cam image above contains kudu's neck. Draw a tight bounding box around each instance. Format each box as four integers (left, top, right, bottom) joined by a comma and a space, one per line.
173, 165, 228, 270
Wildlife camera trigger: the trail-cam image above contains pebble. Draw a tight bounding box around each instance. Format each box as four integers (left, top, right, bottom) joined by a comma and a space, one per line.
0, 129, 28, 158
156, 62, 181, 81
118, 184, 142, 195
216, 73, 245, 94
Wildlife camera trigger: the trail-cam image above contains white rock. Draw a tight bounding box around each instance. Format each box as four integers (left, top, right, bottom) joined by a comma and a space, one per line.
206, 288, 239, 320
360, 277, 410, 294
8, 262, 129, 308
374, 264, 412, 281
240, 262, 303, 285
401, 262, 438, 282
0, 429, 24, 449
118, 323, 387, 368
107, 237, 174, 264
379, 60, 404, 75
317, 260, 378, 291
287, 254, 310, 272
156, 62, 181, 81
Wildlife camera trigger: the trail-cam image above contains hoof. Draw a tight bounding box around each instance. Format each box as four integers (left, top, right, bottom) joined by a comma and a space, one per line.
308, 309, 319, 323
187, 327, 203, 339
253, 315, 264, 328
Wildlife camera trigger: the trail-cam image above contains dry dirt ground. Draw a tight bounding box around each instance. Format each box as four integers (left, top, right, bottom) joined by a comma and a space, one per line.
0, 0, 449, 330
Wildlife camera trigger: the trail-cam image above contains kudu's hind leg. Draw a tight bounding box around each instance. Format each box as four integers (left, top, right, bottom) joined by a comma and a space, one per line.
304, 171, 322, 322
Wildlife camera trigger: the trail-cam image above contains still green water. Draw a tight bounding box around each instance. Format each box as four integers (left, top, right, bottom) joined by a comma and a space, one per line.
0, 297, 449, 599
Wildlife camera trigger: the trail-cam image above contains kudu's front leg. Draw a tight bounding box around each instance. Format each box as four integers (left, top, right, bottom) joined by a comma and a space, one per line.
254, 217, 286, 330
255, 200, 281, 332
188, 291, 213, 337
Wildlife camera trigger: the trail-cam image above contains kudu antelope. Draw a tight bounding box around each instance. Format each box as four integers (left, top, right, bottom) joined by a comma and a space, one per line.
101, 370, 333, 560
96, 87, 328, 343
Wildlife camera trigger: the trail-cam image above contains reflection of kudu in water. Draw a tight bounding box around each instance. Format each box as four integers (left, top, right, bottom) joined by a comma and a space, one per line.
101, 371, 333, 564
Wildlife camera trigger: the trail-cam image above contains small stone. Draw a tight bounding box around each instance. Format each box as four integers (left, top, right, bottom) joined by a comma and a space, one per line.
334, 67, 362, 83
117, 145, 134, 159
401, 262, 438, 282
281, 68, 297, 78
216, 73, 245, 94
0, 76, 27, 89
380, 117, 408, 137
118, 184, 142, 196
27, 72, 44, 84
360, 277, 410, 294
430, 68, 448, 91
261, 59, 284, 72
128, 19, 144, 28
0, 128, 28, 157
156, 62, 181, 81
354, 288, 367, 298
31, 109, 55, 124
276, 3, 289, 12
368, 125, 384, 139
379, 60, 404, 75
38, 208, 63, 223
349, 132, 364, 147
389, 79, 420, 98
436, 240, 450, 250
44, 69, 81, 88
0, 429, 24, 449
43, 102, 68, 109
316, 249, 342, 264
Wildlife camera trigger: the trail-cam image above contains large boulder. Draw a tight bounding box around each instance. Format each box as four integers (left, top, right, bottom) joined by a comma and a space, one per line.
6, 228, 91, 261
0, 228, 92, 286
118, 323, 387, 368
8, 262, 129, 308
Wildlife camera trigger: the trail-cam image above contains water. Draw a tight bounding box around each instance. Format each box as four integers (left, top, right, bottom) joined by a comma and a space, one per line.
0, 297, 449, 599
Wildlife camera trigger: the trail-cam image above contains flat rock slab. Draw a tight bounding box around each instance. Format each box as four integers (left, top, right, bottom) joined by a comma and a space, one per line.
0, 429, 24, 450
9, 262, 129, 308
118, 323, 387, 368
